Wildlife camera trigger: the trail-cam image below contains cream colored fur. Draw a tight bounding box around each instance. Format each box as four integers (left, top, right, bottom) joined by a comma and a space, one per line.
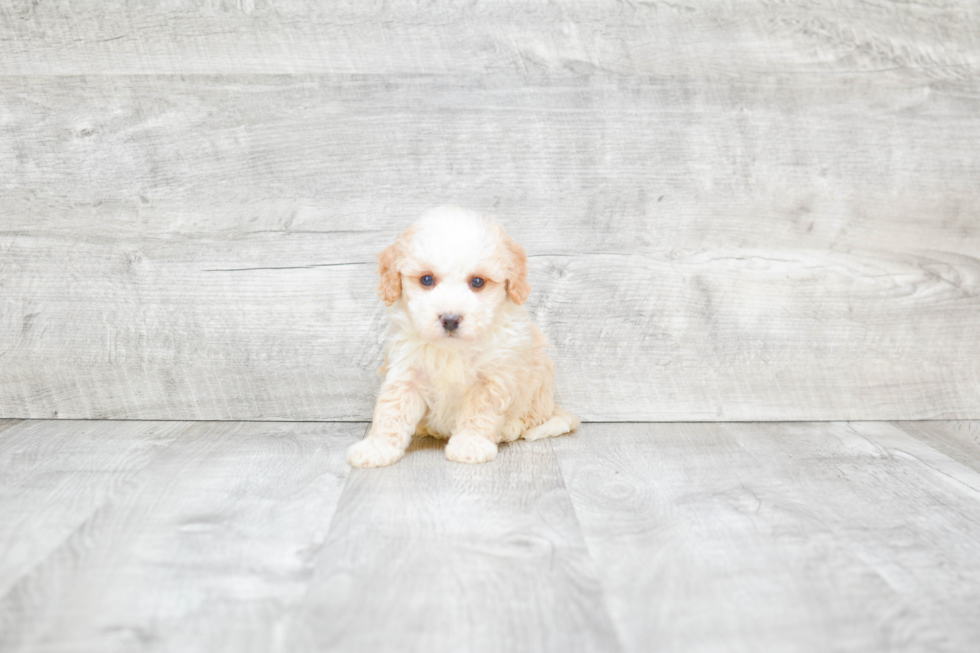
348, 206, 579, 467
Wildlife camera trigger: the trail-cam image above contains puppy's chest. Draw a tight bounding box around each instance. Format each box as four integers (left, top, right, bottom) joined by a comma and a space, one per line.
412, 351, 483, 435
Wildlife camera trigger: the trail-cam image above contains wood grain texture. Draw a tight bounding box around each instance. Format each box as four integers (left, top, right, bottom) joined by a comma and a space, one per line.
551, 422, 980, 653
0, 420, 359, 653
2, 71, 979, 420
286, 436, 620, 653
891, 420, 980, 473
0, 419, 187, 599
4, 74, 980, 242
4, 419, 980, 652
1, 1, 978, 78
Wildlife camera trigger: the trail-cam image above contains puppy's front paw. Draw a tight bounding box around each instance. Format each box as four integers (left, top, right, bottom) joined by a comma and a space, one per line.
445, 434, 498, 464
348, 439, 405, 468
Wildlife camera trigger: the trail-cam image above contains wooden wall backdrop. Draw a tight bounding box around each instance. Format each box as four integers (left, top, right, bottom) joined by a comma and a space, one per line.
1, 1, 978, 421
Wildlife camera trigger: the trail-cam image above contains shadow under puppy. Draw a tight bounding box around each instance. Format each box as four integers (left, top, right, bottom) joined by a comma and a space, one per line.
348, 206, 579, 467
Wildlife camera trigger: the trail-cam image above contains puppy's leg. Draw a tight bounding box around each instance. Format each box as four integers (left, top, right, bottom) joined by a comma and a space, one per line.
522, 407, 580, 442
499, 415, 523, 443
445, 382, 509, 464
348, 380, 426, 468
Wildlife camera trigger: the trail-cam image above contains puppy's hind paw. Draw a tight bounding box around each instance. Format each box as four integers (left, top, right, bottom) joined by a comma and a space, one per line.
523, 410, 578, 442
499, 418, 523, 443
348, 439, 405, 468
445, 434, 498, 464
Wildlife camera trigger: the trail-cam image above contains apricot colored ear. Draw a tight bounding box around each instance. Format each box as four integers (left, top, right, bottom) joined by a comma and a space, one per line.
505, 235, 530, 305
377, 241, 402, 306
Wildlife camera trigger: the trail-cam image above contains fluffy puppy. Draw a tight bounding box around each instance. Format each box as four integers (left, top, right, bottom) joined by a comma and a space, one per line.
348, 206, 579, 467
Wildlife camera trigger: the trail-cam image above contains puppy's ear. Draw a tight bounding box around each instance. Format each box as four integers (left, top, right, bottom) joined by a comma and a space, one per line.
504, 233, 531, 305
377, 238, 404, 306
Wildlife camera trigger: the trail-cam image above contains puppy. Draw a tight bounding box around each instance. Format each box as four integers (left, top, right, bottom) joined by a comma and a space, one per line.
347, 206, 579, 467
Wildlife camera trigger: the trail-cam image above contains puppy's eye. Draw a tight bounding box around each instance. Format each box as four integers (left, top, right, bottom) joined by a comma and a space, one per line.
470, 277, 485, 289
420, 274, 435, 287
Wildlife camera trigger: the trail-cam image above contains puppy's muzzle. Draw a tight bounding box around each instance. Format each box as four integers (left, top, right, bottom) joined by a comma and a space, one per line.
440, 313, 462, 334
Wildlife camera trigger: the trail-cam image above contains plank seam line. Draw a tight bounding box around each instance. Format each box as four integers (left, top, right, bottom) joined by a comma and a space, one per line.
2, 419, 977, 425
0, 420, 199, 606
274, 422, 367, 638
203, 262, 369, 272
547, 438, 628, 653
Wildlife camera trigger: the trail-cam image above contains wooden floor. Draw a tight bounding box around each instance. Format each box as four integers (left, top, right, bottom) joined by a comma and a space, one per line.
2, 419, 979, 653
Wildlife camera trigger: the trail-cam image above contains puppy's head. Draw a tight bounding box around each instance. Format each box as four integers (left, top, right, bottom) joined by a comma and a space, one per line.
377, 206, 529, 343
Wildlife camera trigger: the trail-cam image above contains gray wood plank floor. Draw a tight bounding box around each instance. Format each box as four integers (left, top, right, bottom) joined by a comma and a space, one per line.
2, 420, 979, 652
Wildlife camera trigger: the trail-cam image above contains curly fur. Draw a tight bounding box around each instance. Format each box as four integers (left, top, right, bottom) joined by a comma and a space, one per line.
348, 206, 578, 467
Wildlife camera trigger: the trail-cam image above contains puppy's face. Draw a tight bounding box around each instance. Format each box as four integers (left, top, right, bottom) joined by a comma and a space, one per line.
377, 207, 529, 344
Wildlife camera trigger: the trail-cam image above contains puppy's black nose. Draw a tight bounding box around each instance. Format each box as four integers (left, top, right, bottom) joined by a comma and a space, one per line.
440, 314, 462, 333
